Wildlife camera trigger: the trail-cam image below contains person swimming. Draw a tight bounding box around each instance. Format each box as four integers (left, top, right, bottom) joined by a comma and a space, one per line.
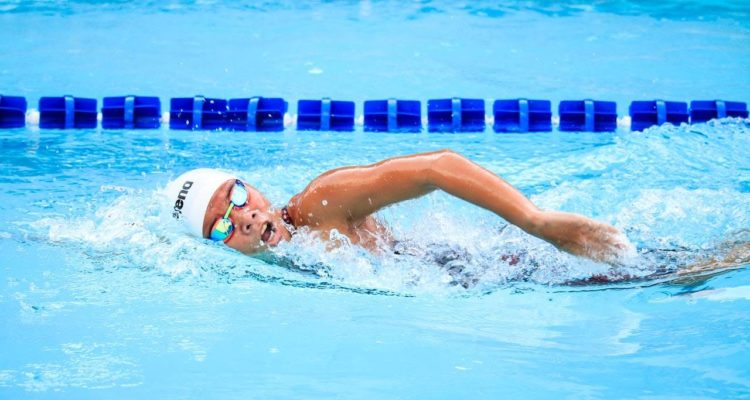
166, 149, 634, 265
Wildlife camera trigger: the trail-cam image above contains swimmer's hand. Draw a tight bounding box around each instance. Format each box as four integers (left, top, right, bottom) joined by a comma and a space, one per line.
530, 211, 633, 264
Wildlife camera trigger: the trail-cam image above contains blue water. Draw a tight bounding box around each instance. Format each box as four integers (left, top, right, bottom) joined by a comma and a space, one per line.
2, 1, 750, 398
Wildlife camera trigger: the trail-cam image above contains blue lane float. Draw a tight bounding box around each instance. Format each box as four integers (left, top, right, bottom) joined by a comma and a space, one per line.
39, 95, 97, 129
558, 100, 617, 132
690, 100, 748, 123
0, 95, 27, 128
629, 100, 689, 131
3, 95, 748, 131
102, 96, 161, 129
228, 97, 288, 131
297, 98, 355, 131
427, 98, 485, 132
493, 99, 552, 133
364, 99, 421, 132
170, 96, 227, 130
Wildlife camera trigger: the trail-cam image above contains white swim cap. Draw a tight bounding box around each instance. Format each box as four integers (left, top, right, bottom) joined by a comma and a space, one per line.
166, 168, 237, 237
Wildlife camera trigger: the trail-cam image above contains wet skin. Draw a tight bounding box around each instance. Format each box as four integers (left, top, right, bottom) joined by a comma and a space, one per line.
201, 179, 292, 254
202, 149, 630, 263
201, 179, 392, 255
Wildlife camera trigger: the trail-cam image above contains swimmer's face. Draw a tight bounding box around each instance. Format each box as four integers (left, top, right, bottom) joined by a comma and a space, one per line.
202, 179, 292, 254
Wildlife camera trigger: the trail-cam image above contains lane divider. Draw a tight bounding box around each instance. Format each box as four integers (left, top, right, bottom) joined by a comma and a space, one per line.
1, 94, 747, 132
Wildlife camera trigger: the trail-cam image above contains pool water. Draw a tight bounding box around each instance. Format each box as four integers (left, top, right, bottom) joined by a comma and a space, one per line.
1, 1, 750, 398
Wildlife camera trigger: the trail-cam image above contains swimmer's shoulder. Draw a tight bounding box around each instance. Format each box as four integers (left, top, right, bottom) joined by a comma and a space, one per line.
287, 169, 363, 225
285, 187, 344, 229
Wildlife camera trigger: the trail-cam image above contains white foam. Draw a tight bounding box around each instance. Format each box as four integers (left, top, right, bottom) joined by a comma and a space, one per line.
32, 121, 750, 292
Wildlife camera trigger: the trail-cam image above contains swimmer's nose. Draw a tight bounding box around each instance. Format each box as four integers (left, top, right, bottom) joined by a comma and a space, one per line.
234, 209, 268, 235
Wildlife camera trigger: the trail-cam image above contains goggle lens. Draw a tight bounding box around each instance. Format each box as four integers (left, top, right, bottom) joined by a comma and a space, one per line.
210, 218, 234, 242
209, 180, 249, 243
230, 180, 248, 207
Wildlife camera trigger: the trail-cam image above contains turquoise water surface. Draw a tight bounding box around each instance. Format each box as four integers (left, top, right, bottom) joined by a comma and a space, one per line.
1, 1, 750, 398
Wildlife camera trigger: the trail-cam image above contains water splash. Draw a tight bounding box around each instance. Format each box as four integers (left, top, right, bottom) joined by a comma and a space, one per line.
21, 119, 750, 294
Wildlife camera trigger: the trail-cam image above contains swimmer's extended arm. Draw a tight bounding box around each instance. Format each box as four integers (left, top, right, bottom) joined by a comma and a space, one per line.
293, 149, 628, 262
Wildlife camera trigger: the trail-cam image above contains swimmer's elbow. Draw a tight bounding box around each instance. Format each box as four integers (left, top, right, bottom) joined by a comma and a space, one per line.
425, 149, 464, 186
434, 148, 460, 160
433, 149, 466, 169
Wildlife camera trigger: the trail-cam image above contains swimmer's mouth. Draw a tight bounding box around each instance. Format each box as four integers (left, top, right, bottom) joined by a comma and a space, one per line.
261, 221, 275, 243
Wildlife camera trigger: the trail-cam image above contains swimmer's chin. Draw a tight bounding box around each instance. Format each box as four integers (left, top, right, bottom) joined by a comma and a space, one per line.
236, 244, 276, 256
236, 229, 288, 255
266, 227, 285, 246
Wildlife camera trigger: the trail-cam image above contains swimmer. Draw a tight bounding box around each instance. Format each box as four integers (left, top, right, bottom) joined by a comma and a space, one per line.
167, 149, 632, 264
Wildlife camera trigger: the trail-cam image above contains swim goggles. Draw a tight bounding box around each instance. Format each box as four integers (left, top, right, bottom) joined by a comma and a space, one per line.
209, 179, 248, 242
